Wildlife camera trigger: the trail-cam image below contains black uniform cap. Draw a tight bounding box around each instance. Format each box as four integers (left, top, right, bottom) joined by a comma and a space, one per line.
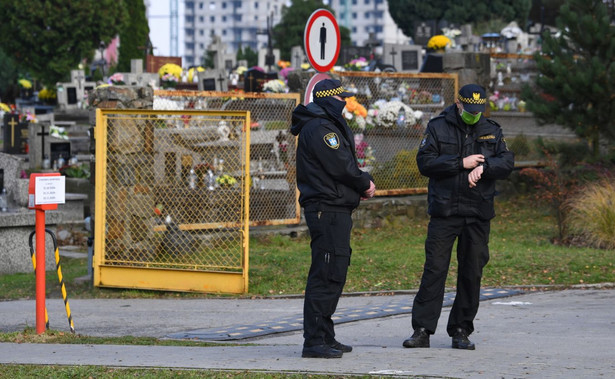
313, 79, 353, 99
458, 84, 487, 113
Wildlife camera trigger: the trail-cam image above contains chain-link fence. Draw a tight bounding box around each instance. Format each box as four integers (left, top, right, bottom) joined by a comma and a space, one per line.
153, 90, 300, 225
93, 109, 251, 293
335, 71, 458, 195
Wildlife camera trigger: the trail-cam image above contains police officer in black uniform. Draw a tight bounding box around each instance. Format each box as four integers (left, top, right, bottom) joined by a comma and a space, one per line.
403, 84, 514, 350
291, 79, 376, 358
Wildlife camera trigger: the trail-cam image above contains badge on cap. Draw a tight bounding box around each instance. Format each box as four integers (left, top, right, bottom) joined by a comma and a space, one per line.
324, 132, 340, 149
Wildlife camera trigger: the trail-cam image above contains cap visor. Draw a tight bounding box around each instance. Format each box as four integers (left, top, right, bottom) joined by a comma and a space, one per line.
339, 90, 354, 98
462, 103, 485, 113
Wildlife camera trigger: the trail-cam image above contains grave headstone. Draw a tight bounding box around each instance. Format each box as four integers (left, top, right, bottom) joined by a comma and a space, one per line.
2, 114, 28, 154
0, 152, 27, 205
337, 46, 372, 66
121, 59, 159, 86
291, 46, 305, 69
197, 70, 228, 91
56, 70, 96, 110
207, 35, 235, 73
27, 113, 54, 169
243, 69, 278, 93
415, 21, 437, 47
383, 43, 423, 72
50, 142, 71, 167
258, 48, 280, 72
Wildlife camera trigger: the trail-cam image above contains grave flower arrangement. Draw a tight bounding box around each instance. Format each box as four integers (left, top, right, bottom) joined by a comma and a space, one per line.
216, 174, 237, 187
18, 79, 32, 89
354, 133, 375, 168
108, 72, 125, 85
37, 87, 57, 103
263, 79, 287, 93
160, 73, 178, 89
343, 97, 371, 132
427, 35, 451, 52
50, 125, 69, 139
277, 60, 291, 69
372, 100, 423, 128
344, 57, 368, 71
158, 63, 182, 79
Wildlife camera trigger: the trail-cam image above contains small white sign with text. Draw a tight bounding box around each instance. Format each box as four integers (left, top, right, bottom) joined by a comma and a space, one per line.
34, 176, 66, 205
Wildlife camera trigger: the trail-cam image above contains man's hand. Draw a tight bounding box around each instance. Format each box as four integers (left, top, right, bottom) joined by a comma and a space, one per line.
463, 154, 485, 169
468, 165, 484, 188
362, 180, 376, 199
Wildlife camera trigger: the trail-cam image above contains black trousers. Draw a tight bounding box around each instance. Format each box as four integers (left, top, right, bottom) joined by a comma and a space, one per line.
303, 210, 352, 347
412, 216, 490, 336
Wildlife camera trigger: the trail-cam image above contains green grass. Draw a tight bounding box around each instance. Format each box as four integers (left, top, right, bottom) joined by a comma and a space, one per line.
1, 195, 613, 301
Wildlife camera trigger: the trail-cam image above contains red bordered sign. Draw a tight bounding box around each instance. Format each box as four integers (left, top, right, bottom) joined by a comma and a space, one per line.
304, 9, 341, 73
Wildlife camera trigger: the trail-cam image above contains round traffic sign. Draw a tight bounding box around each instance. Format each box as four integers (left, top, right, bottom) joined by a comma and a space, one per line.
304, 9, 340, 73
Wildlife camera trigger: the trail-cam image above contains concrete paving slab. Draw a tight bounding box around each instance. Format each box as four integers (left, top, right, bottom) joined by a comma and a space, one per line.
0, 288, 613, 378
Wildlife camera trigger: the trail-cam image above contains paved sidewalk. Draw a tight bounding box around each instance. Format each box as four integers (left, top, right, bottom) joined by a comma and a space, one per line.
1, 288, 614, 378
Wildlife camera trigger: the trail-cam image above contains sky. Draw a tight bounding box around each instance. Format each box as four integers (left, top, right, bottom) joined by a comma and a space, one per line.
147, 0, 184, 57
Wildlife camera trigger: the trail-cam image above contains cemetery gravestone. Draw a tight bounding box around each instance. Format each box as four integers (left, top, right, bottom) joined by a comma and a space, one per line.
56, 70, 96, 110
258, 48, 280, 72
197, 70, 228, 92
291, 46, 305, 69
415, 21, 436, 47
383, 43, 423, 72
3, 114, 28, 154
337, 46, 372, 66
243, 69, 278, 93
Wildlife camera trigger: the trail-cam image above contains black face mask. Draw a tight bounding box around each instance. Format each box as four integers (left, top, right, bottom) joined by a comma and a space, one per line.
315, 96, 347, 121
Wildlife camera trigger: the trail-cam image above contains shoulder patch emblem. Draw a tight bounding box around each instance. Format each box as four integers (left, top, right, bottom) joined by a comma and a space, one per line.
419, 134, 429, 148
323, 132, 340, 149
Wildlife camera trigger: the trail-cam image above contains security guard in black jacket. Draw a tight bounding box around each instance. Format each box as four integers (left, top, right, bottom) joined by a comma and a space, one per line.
291, 79, 376, 358
403, 84, 514, 350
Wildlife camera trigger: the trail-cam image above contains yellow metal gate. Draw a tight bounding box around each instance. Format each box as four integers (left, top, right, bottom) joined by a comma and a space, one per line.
93, 109, 251, 294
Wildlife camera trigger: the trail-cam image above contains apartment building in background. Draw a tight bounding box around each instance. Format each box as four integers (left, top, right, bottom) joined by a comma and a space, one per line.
183, 1, 286, 67
181, 0, 410, 67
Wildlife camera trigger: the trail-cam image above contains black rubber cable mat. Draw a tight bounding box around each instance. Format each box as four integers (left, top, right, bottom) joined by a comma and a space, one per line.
166, 288, 522, 341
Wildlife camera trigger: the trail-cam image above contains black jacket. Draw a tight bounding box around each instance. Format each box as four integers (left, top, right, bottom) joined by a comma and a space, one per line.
290, 102, 372, 211
417, 104, 514, 220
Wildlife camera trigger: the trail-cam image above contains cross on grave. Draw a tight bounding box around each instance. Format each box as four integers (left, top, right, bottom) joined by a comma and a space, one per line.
8, 117, 17, 148
389, 47, 398, 67
72, 70, 85, 90
36, 124, 49, 161
3, 114, 28, 154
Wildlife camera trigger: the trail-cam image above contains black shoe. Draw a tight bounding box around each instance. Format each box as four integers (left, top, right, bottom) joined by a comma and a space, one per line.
402, 327, 430, 348
452, 328, 475, 350
302, 344, 343, 358
329, 341, 353, 353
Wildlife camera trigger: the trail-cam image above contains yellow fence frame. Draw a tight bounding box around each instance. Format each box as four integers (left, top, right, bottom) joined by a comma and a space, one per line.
93, 108, 251, 294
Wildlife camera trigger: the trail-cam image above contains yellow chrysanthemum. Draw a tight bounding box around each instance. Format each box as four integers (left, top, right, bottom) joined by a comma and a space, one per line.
158, 63, 183, 79
0, 103, 10, 112
187, 66, 205, 82
18, 79, 32, 89
427, 35, 451, 51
